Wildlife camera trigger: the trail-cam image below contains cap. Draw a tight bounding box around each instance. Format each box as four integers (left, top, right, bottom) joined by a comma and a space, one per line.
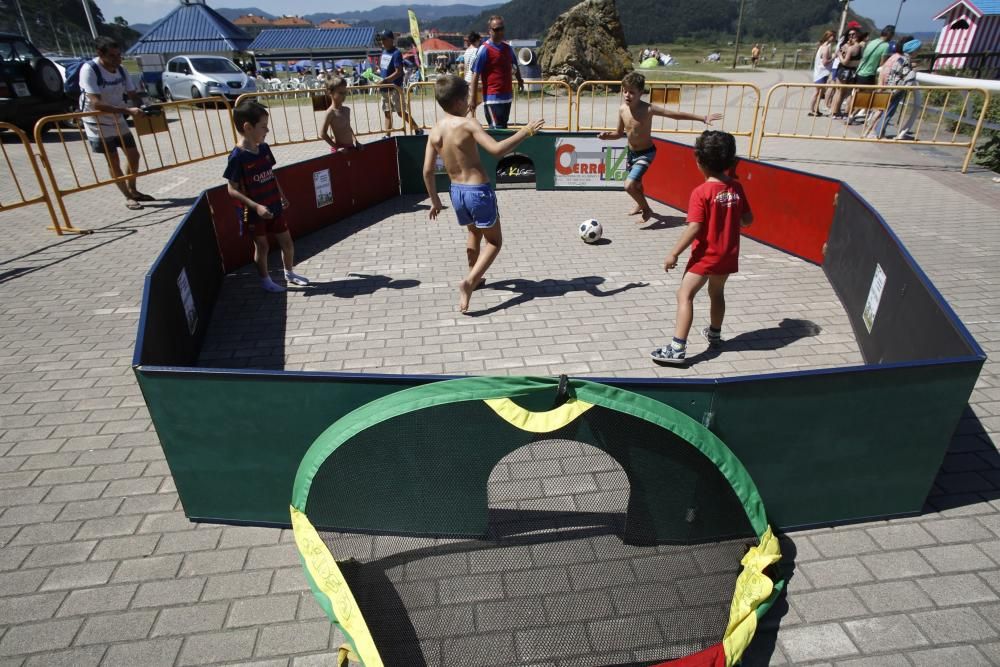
903, 39, 921, 54
846, 20, 861, 30
379, 29, 395, 39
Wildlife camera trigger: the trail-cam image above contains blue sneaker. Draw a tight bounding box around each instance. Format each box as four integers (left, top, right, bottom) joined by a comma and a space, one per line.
650, 345, 686, 364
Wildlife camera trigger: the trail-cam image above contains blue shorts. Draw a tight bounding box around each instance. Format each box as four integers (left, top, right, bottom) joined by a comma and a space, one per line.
449, 183, 498, 229
626, 145, 656, 181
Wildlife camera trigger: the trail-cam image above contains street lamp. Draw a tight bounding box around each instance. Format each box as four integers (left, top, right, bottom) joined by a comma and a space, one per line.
732, 0, 747, 70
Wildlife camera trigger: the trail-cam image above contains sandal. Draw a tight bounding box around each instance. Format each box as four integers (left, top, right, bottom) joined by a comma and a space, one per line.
125, 199, 143, 210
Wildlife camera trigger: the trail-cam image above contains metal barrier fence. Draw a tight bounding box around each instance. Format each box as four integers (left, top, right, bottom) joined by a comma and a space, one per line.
575, 81, 761, 140
34, 97, 236, 233
0, 122, 62, 234
753, 83, 991, 173
406, 80, 574, 132
235, 84, 407, 147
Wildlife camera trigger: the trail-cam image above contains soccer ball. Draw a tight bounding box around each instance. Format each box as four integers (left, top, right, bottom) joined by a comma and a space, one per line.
579, 219, 603, 244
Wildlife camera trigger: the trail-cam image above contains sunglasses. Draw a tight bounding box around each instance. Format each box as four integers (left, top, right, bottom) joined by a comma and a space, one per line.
491, 25, 505, 31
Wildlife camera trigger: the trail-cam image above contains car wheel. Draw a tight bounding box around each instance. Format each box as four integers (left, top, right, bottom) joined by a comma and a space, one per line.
164, 86, 174, 102
29, 57, 65, 101
190, 85, 201, 99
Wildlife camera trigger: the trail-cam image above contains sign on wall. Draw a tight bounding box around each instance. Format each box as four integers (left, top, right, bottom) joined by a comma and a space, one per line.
554, 138, 628, 188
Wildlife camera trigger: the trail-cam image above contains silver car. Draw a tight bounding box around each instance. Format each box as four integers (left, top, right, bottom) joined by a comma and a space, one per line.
161, 55, 256, 101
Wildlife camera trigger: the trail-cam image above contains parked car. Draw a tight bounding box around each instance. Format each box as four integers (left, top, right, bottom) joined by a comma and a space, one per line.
0, 32, 72, 137
160, 56, 256, 102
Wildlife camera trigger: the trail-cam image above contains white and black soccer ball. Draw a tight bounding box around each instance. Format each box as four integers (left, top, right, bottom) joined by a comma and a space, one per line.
579, 219, 603, 244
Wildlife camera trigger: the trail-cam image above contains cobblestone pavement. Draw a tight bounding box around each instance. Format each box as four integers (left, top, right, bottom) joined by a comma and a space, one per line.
1, 68, 999, 666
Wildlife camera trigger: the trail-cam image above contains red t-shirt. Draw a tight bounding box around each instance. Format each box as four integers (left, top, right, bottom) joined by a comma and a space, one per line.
685, 179, 750, 275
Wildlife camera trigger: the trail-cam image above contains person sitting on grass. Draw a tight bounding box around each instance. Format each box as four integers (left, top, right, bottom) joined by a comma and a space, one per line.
224, 100, 310, 293
598, 71, 722, 224
320, 77, 361, 153
651, 130, 753, 365
422, 75, 544, 314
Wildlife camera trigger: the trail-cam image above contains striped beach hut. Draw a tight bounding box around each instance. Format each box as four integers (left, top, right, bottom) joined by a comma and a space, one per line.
932, 0, 1000, 69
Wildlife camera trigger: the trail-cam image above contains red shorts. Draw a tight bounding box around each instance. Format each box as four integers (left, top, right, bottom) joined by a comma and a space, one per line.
247, 214, 288, 237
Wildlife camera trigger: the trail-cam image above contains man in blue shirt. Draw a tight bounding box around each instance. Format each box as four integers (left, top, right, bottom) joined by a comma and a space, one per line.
378, 29, 422, 137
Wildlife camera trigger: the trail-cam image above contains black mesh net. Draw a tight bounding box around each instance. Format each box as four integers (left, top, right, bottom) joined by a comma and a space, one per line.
306, 400, 759, 666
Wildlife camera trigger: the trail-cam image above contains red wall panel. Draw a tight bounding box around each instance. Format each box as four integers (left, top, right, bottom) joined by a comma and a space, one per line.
207, 140, 401, 274
646, 138, 840, 265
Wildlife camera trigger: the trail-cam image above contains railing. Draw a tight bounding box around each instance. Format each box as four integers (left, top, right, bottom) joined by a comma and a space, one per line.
406, 80, 574, 132
0, 122, 62, 234
235, 84, 408, 147
753, 83, 991, 173
34, 97, 236, 232
926, 51, 1000, 80
575, 81, 761, 140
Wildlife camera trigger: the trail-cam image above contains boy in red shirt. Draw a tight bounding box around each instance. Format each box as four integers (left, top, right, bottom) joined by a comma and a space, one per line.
651, 131, 753, 364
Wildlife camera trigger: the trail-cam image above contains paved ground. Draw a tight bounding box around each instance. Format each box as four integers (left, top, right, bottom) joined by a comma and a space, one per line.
1, 67, 999, 666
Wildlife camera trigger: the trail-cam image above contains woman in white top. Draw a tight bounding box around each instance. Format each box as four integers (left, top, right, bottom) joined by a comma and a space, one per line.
810, 30, 836, 116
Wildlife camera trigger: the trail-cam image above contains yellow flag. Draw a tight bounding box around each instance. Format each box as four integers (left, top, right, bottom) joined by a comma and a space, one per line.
407, 9, 427, 81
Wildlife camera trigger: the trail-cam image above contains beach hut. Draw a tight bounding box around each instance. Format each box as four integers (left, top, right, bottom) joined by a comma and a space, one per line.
932, 0, 1000, 69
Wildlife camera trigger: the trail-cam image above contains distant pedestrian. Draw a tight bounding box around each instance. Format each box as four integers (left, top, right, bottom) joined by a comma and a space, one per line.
751, 44, 761, 69
463, 31, 481, 84
469, 15, 524, 128
378, 29, 421, 137
809, 31, 836, 116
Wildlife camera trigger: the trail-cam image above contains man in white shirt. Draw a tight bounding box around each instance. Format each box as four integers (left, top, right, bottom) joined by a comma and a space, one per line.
462, 31, 481, 85
80, 37, 152, 210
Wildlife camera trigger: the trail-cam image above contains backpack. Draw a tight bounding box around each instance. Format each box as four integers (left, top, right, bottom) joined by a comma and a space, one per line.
64, 60, 129, 96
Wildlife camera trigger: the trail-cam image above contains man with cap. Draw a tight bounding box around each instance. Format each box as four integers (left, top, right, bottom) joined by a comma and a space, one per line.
378, 29, 422, 137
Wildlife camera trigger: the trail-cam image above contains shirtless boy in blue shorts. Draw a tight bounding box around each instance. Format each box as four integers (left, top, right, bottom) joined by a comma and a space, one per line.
599, 72, 722, 223
423, 74, 544, 313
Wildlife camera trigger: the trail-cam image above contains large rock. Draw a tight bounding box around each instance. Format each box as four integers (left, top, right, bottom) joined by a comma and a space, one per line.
538, 0, 633, 89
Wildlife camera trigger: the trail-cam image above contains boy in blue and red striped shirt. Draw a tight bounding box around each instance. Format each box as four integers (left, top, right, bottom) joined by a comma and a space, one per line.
224, 100, 309, 292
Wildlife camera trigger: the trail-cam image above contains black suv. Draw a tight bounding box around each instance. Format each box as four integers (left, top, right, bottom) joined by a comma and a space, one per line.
0, 32, 71, 138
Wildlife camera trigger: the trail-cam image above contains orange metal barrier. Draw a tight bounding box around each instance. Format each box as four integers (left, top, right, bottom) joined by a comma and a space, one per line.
34, 97, 236, 233
753, 83, 991, 173
235, 84, 409, 147
407, 80, 573, 132
575, 80, 761, 139
0, 122, 62, 233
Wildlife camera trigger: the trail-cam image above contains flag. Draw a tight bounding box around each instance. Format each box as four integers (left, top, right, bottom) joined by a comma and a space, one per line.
407, 9, 426, 82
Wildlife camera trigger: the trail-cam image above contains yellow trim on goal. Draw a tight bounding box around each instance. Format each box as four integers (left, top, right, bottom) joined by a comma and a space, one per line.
290, 506, 383, 667
722, 525, 782, 666
483, 398, 594, 433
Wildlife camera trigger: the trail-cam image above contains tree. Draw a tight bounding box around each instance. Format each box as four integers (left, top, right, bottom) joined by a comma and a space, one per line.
113, 16, 128, 28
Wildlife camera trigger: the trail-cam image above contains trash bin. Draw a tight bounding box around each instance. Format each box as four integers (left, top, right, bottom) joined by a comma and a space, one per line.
518, 48, 542, 92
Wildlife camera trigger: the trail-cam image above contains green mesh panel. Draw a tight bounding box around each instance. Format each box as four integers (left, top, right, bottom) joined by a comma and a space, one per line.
294, 377, 778, 667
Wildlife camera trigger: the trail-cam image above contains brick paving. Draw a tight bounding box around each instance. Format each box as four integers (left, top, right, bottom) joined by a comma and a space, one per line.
1, 67, 999, 665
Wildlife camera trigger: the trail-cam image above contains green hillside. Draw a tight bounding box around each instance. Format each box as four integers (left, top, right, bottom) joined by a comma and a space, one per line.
414, 0, 875, 44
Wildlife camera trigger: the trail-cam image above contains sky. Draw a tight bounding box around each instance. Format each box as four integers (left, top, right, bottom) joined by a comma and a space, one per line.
98, 0, 949, 33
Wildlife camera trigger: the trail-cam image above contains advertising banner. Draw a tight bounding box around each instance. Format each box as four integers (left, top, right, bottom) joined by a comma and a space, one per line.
554, 137, 629, 188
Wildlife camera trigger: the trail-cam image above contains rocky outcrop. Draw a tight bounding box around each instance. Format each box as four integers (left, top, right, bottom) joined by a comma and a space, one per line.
537, 0, 633, 89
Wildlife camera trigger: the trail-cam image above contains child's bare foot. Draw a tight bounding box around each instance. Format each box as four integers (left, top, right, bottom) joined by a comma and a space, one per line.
458, 279, 474, 313
637, 208, 653, 224
628, 205, 643, 216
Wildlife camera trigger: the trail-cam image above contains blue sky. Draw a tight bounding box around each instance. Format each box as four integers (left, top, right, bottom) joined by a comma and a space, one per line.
101, 0, 949, 33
